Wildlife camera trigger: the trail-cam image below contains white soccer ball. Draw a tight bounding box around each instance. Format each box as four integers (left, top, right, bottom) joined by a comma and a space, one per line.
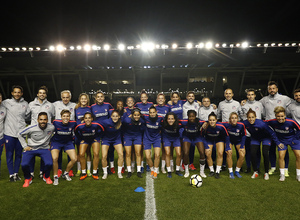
189, 174, 203, 188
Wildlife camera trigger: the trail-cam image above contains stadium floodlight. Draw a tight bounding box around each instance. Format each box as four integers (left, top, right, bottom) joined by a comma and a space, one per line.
141, 42, 155, 51
76, 45, 82, 50
242, 42, 249, 48
198, 43, 204, 48
230, 44, 234, 48
186, 43, 193, 49
292, 43, 297, 47
257, 43, 261, 47
1, 48, 6, 51
15, 47, 20, 51
172, 44, 177, 49
103, 44, 110, 50
136, 44, 141, 49
127, 46, 134, 50
92, 45, 100, 50
8, 48, 13, 51
278, 43, 282, 47
49, 45, 55, 51
264, 43, 268, 47
36, 47, 41, 51
22, 47, 27, 51
271, 43, 276, 47
215, 43, 220, 48
118, 44, 125, 51
205, 42, 213, 49
222, 43, 227, 48
70, 46, 75, 50
56, 45, 65, 52
29, 47, 33, 51
161, 44, 168, 49
236, 43, 241, 48
285, 43, 289, 47
155, 44, 160, 49
83, 44, 91, 51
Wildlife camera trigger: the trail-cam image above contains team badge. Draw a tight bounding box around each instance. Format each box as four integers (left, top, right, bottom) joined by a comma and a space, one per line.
92, 130, 95, 132
277, 100, 282, 104
45, 105, 49, 109
0, 111, 4, 116
156, 122, 159, 125
22, 105, 26, 109
232, 106, 236, 110
217, 131, 219, 134
285, 127, 289, 130
69, 128, 72, 131
70, 108, 73, 112
47, 131, 51, 135
255, 107, 259, 111
236, 129, 240, 132
255, 128, 258, 131
6, 139, 8, 143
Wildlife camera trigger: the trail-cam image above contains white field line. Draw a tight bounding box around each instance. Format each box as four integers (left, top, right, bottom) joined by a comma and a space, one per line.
144, 173, 157, 220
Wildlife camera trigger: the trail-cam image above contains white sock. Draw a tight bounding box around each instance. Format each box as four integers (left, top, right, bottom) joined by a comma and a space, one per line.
102, 167, 107, 174
167, 167, 171, 172
87, 161, 91, 171
209, 166, 214, 172
137, 166, 141, 172
64, 171, 68, 175
127, 166, 132, 173
151, 167, 154, 172
161, 160, 166, 169
200, 164, 205, 173
154, 167, 159, 173
93, 169, 97, 174
176, 165, 180, 171
280, 168, 285, 175
82, 169, 86, 174
184, 165, 189, 173
271, 166, 276, 170
110, 161, 114, 168
228, 167, 233, 173
118, 166, 122, 174
141, 161, 144, 167
296, 169, 300, 176
170, 160, 174, 167
77, 162, 81, 171
216, 165, 221, 173
236, 167, 241, 172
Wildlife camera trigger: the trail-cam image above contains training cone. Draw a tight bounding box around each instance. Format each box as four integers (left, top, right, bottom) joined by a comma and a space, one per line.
134, 187, 145, 192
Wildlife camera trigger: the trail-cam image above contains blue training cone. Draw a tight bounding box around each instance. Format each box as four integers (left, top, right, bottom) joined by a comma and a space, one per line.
134, 187, 145, 192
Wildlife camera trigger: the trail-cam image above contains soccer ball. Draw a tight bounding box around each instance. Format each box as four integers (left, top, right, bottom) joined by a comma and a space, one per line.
189, 174, 203, 188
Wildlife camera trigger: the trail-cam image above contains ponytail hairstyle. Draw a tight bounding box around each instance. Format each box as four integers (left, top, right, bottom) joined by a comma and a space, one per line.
246, 108, 256, 118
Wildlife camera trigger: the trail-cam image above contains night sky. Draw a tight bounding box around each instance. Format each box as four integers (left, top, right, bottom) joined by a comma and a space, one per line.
2, 0, 300, 47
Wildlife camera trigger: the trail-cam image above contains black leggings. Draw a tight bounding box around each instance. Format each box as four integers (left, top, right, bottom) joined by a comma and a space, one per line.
251, 145, 270, 173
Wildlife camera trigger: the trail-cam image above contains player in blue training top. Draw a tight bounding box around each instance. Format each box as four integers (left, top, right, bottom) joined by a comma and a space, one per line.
134, 91, 153, 172
180, 110, 206, 178
203, 112, 230, 179
162, 112, 183, 177
143, 106, 164, 179
155, 93, 170, 174
242, 108, 282, 180
222, 112, 246, 179
123, 108, 145, 178
91, 91, 114, 124
101, 110, 124, 179
74, 93, 92, 177
75, 112, 104, 180
51, 110, 77, 185
266, 106, 300, 182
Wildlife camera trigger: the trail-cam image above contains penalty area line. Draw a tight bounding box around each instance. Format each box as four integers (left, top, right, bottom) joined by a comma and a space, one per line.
144, 173, 157, 220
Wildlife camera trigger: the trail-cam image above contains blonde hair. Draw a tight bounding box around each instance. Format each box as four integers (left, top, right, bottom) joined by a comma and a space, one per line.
274, 106, 285, 115
75, 93, 90, 109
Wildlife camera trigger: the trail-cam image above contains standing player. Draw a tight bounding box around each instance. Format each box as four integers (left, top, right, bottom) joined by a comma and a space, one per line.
135, 91, 153, 172
51, 110, 77, 185
259, 81, 292, 176
91, 92, 114, 173
3, 85, 30, 182
287, 88, 300, 125
122, 108, 145, 178
266, 107, 300, 181
240, 89, 264, 173
18, 112, 54, 187
155, 93, 170, 174
0, 93, 6, 173
242, 109, 282, 180
53, 90, 76, 177
28, 85, 55, 178
162, 112, 183, 177
222, 112, 246, 178
74, 93, 92, 176
203, 112, 230, 179
181, 110, 206, 178
75, 112, 104, 180
143, 106, 163, 179
101, 110, 124, 179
